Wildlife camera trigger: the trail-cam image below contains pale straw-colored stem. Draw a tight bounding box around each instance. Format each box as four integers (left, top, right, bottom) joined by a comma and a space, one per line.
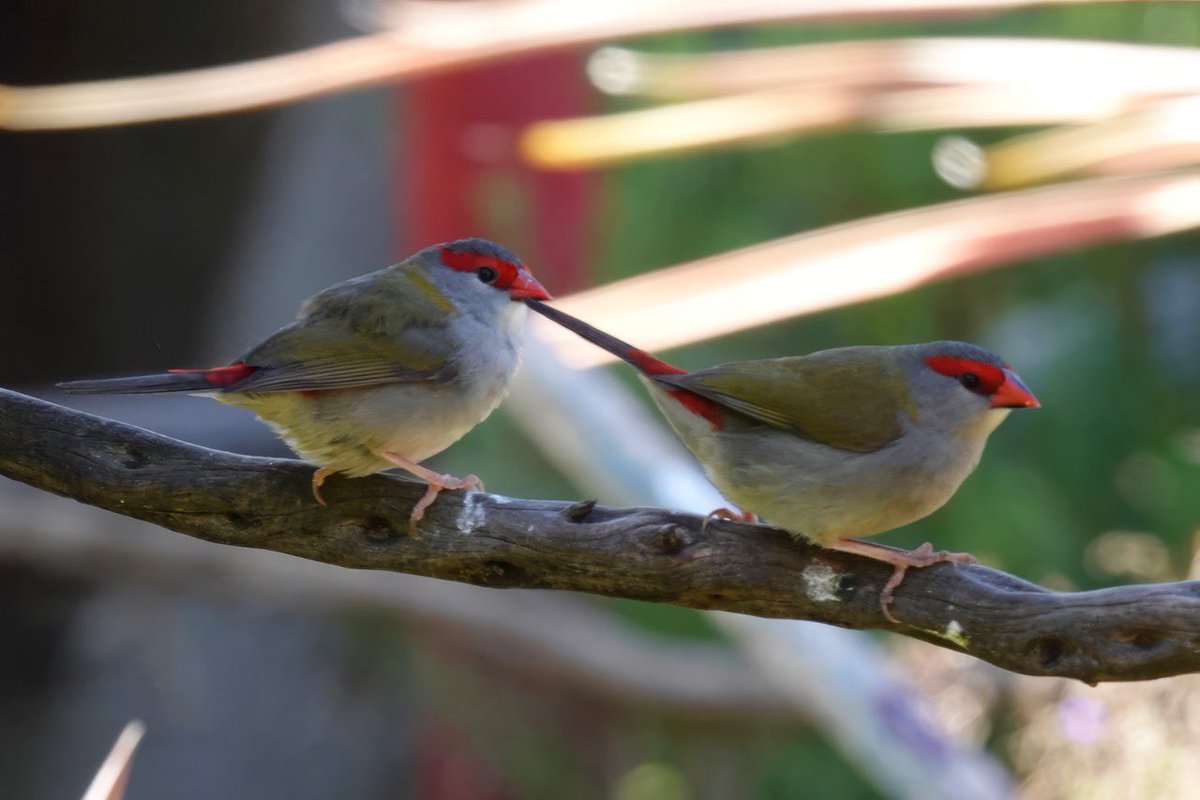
591, 37, 1200, 99
543, 171, 1200, 366
977, 97, 1200, 189
2, 0, 1124, 131
527, 38, 1200, 169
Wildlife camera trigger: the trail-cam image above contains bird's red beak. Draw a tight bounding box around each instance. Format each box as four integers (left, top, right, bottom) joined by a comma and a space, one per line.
991, 369, 1040, 409
508, 270, 551, 301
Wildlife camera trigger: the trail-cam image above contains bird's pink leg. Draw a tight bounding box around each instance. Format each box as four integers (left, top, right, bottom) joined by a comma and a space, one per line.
311, 466, 338, 506
380, 451, 484, 535
701, 506, 760, 532
827, 539, 977, 624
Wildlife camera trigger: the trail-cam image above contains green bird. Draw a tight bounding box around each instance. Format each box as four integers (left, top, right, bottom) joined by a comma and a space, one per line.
528, 300, 1039, 622
60, 238, 550, 529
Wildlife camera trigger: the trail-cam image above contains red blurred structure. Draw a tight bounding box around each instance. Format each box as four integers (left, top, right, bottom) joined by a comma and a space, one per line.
397, 52, 595, 797
399, 53, 595, 294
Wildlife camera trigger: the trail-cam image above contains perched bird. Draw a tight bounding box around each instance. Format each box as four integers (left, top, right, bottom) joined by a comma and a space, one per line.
527, 301, 1038, 621
59, 238, 549, 530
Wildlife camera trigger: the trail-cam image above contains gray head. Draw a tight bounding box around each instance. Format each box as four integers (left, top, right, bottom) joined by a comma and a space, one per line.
415, 237, 550, 322
898, 341, 1039, 436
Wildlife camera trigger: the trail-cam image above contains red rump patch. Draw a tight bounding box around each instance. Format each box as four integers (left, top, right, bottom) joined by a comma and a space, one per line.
624, 348, 726, 430
439, 246, 522, 291
924, 356, 1005, 395
626, 348, 687, 377
168, 362, 257, 388
667, 389, 726, 431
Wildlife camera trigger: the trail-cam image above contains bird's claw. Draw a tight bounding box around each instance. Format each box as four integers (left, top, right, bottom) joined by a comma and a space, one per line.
408, 472, 485, 537
311, 466, 338, 506
878, 542, 976, 624
829, 538, 976, 625
700, 506, 760, 533
377, 451, 486, 537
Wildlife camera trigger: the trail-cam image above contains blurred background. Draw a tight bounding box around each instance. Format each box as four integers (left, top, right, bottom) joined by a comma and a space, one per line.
3, 1, 1200, 798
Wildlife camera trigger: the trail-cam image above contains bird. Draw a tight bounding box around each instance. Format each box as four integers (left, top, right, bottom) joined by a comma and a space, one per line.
526, 300, 1038, 622
59, 238, 550, 531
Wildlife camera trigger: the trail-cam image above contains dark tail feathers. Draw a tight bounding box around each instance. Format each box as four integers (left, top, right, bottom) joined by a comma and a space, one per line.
57, 372, 217, 395
524, 299, 687, 377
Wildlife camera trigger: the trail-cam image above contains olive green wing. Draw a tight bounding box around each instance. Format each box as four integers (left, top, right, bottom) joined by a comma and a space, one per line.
657, 347, 914, 453
296, 259, 458, 335
225, 264, 457, 393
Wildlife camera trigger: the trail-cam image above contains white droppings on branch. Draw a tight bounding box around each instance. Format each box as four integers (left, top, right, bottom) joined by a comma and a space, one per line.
455, 491, 487, 534
802, 564, 841, 603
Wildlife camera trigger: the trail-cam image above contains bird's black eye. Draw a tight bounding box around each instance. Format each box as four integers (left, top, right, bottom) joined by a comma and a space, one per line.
960, 372, 981, 391
477, 266, 497, 284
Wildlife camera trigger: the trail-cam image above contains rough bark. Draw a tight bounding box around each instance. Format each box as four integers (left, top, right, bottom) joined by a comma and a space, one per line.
3, 387, 1198, 683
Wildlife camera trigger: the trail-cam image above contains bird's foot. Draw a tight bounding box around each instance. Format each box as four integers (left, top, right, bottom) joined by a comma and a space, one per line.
701, 506, 760, 533
311, 466, 338, 506
410, 473, 484, 534
380, 451, 485, 537
829, 539, 977, 625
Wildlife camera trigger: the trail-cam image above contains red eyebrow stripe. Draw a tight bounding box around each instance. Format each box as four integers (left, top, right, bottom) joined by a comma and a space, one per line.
439, 247, 504, 271
924, 356, 1005, 394
439, 246, 524, 290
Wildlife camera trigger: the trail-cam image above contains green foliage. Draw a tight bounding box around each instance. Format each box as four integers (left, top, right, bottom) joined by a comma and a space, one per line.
604, 598, 730, 643
757, 737, 883, 800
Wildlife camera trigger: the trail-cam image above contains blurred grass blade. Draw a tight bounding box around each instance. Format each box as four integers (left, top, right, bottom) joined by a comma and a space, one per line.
589, 38, 1200, 99
543, 171, 1200, 366
1, 0, 1126, 131
81, 721, 146, 800
969, 97, 1200, 189
586, 41, 893, 98
522, 85, 857, 169
522, 81, 1146, 169
0, 36, 421, 131
370, 0, 1131, 48
529, 38, 1200, 169
874, 83, 1138, 130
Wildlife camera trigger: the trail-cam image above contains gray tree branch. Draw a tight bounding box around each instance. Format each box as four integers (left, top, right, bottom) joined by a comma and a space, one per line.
0, 479, 794, 719
3, 387, 1198, 684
